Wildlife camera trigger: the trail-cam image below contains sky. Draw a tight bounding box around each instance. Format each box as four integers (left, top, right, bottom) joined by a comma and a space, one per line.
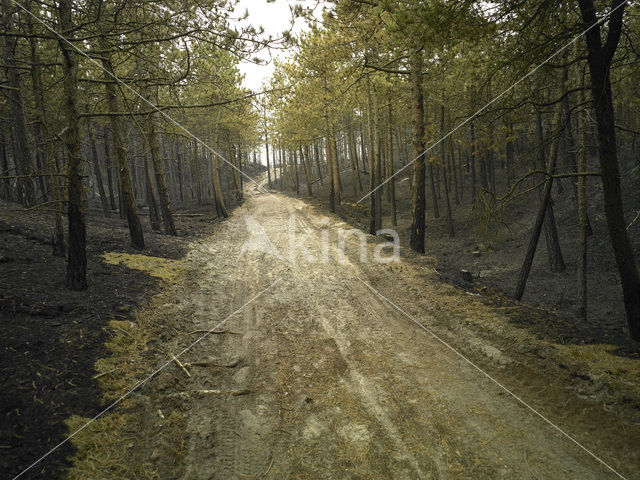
232, 0, 324, 91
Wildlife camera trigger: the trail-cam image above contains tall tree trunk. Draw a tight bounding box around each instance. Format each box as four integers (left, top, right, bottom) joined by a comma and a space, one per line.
577, 104, 589, 321
228, 141, 242, 201
366, 74, 377, 234
210, 154, 227, 218
314, 140, 323, 186
88, 123, 110, 217
373, 90, 382, 231
293, 149, 300, 195
0, 126, 13, 201
386, 103, 397, 226
176, 144, 184, 202
331, 130, 342, 204
144, 89, 176, 235
441, 105, 454, 237
537, 107, 566, 272
48, 143, 65, 257
2, 0, 33, 206
470, 122, 477, 202
360, 125, 369, 175
141, 139, 161, 232
26, 10, 48, 201
193, 141, 202, 205
410, 50, 426, 253
578, 0, 639, 340
100, 48, 144, 248
348, 122, 362, 192
58, 0, 87, 290
103, 128, 117, 211
324, 125, 336, 212
265, 133, 272, 188
301, 146, 313, 195
513, 108, 563, 300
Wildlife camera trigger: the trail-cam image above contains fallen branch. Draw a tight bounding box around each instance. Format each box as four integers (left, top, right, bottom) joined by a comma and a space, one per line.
92, 368, 117, 380
171, 354, 191, 378
188, 329, 242, 335
186, 358, 241, 369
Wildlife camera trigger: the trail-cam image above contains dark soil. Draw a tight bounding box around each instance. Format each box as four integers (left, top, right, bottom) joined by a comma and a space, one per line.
274, 149, 640, 358
0, 198, 235, 480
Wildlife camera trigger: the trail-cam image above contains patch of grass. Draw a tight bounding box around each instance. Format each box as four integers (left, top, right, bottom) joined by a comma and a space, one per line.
102, 252, 184, 282
64, 260, 190, 479
64, 413, 159, 480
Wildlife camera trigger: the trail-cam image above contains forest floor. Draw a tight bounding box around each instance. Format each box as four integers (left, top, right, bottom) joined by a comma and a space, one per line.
300, 161, 640, 353
0, 197, 238, 479
20, 173, 638, 479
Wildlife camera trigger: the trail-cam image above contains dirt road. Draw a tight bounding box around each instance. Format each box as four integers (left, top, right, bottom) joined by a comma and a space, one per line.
81, 177, 639, 479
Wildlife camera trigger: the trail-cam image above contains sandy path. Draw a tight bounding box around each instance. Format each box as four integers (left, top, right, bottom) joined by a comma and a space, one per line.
167, 180, 638, 480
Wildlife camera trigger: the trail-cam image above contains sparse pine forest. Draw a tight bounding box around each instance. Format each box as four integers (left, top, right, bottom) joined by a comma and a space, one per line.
1, 1, 640, 479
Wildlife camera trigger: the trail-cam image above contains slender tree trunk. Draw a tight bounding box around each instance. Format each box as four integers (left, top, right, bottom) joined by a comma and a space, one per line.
301, 146, 313, 195
0, 129, 11, 201
293, 149, 300, 195
441, 105, 454, 237
470, 122, 477, 202
103, 128, 117, 211
386, 103, 397, 226
348, 123, 362, 192
2, 0, 33, 206
88, 123, 110, 217
193, 141, 203, 205
348, 128, 359, 197
579, 0, 639, 339
537, 107, 566, 272
324, 125, 336, 212
58, 0, 87, 289
141, 88, 177, 235
27, 11, 48, 201
513, 108, 563, 300
210, 154, 227, 218
143, 152, 161, 231
410, 50, 426, 253
100, 45, 144, 248
265, 134, 272, 188
331, 130, 342, 204
48, 143, 65, 257
373, 91, 382, 231
366, 74, 377, 234
360, 125, 369, 175
577, 104, 589, 320
176, 145, 184, 202
314, 140, 323, 186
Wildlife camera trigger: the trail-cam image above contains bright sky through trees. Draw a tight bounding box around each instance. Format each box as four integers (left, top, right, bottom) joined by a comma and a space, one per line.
233, 0, 323, 91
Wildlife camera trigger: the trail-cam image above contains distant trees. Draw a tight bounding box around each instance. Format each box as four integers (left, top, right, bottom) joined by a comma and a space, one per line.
0, 0, 264, 290
267, 1, 640, 340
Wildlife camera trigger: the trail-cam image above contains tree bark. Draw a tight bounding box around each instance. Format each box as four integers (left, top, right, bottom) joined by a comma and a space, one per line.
2, 0, 33, 206
386, 103, 397, 226
578, 0, 639, 339
441, 105, 454, 237
410, 50, 426, 253
58, 0, 87, 290
100, 48, 145, 249
348, 122, 363, 193
88, 123, 110, 217
513, 108, 563, 300
366, 74, 377, 234
301, 146, 313, 195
